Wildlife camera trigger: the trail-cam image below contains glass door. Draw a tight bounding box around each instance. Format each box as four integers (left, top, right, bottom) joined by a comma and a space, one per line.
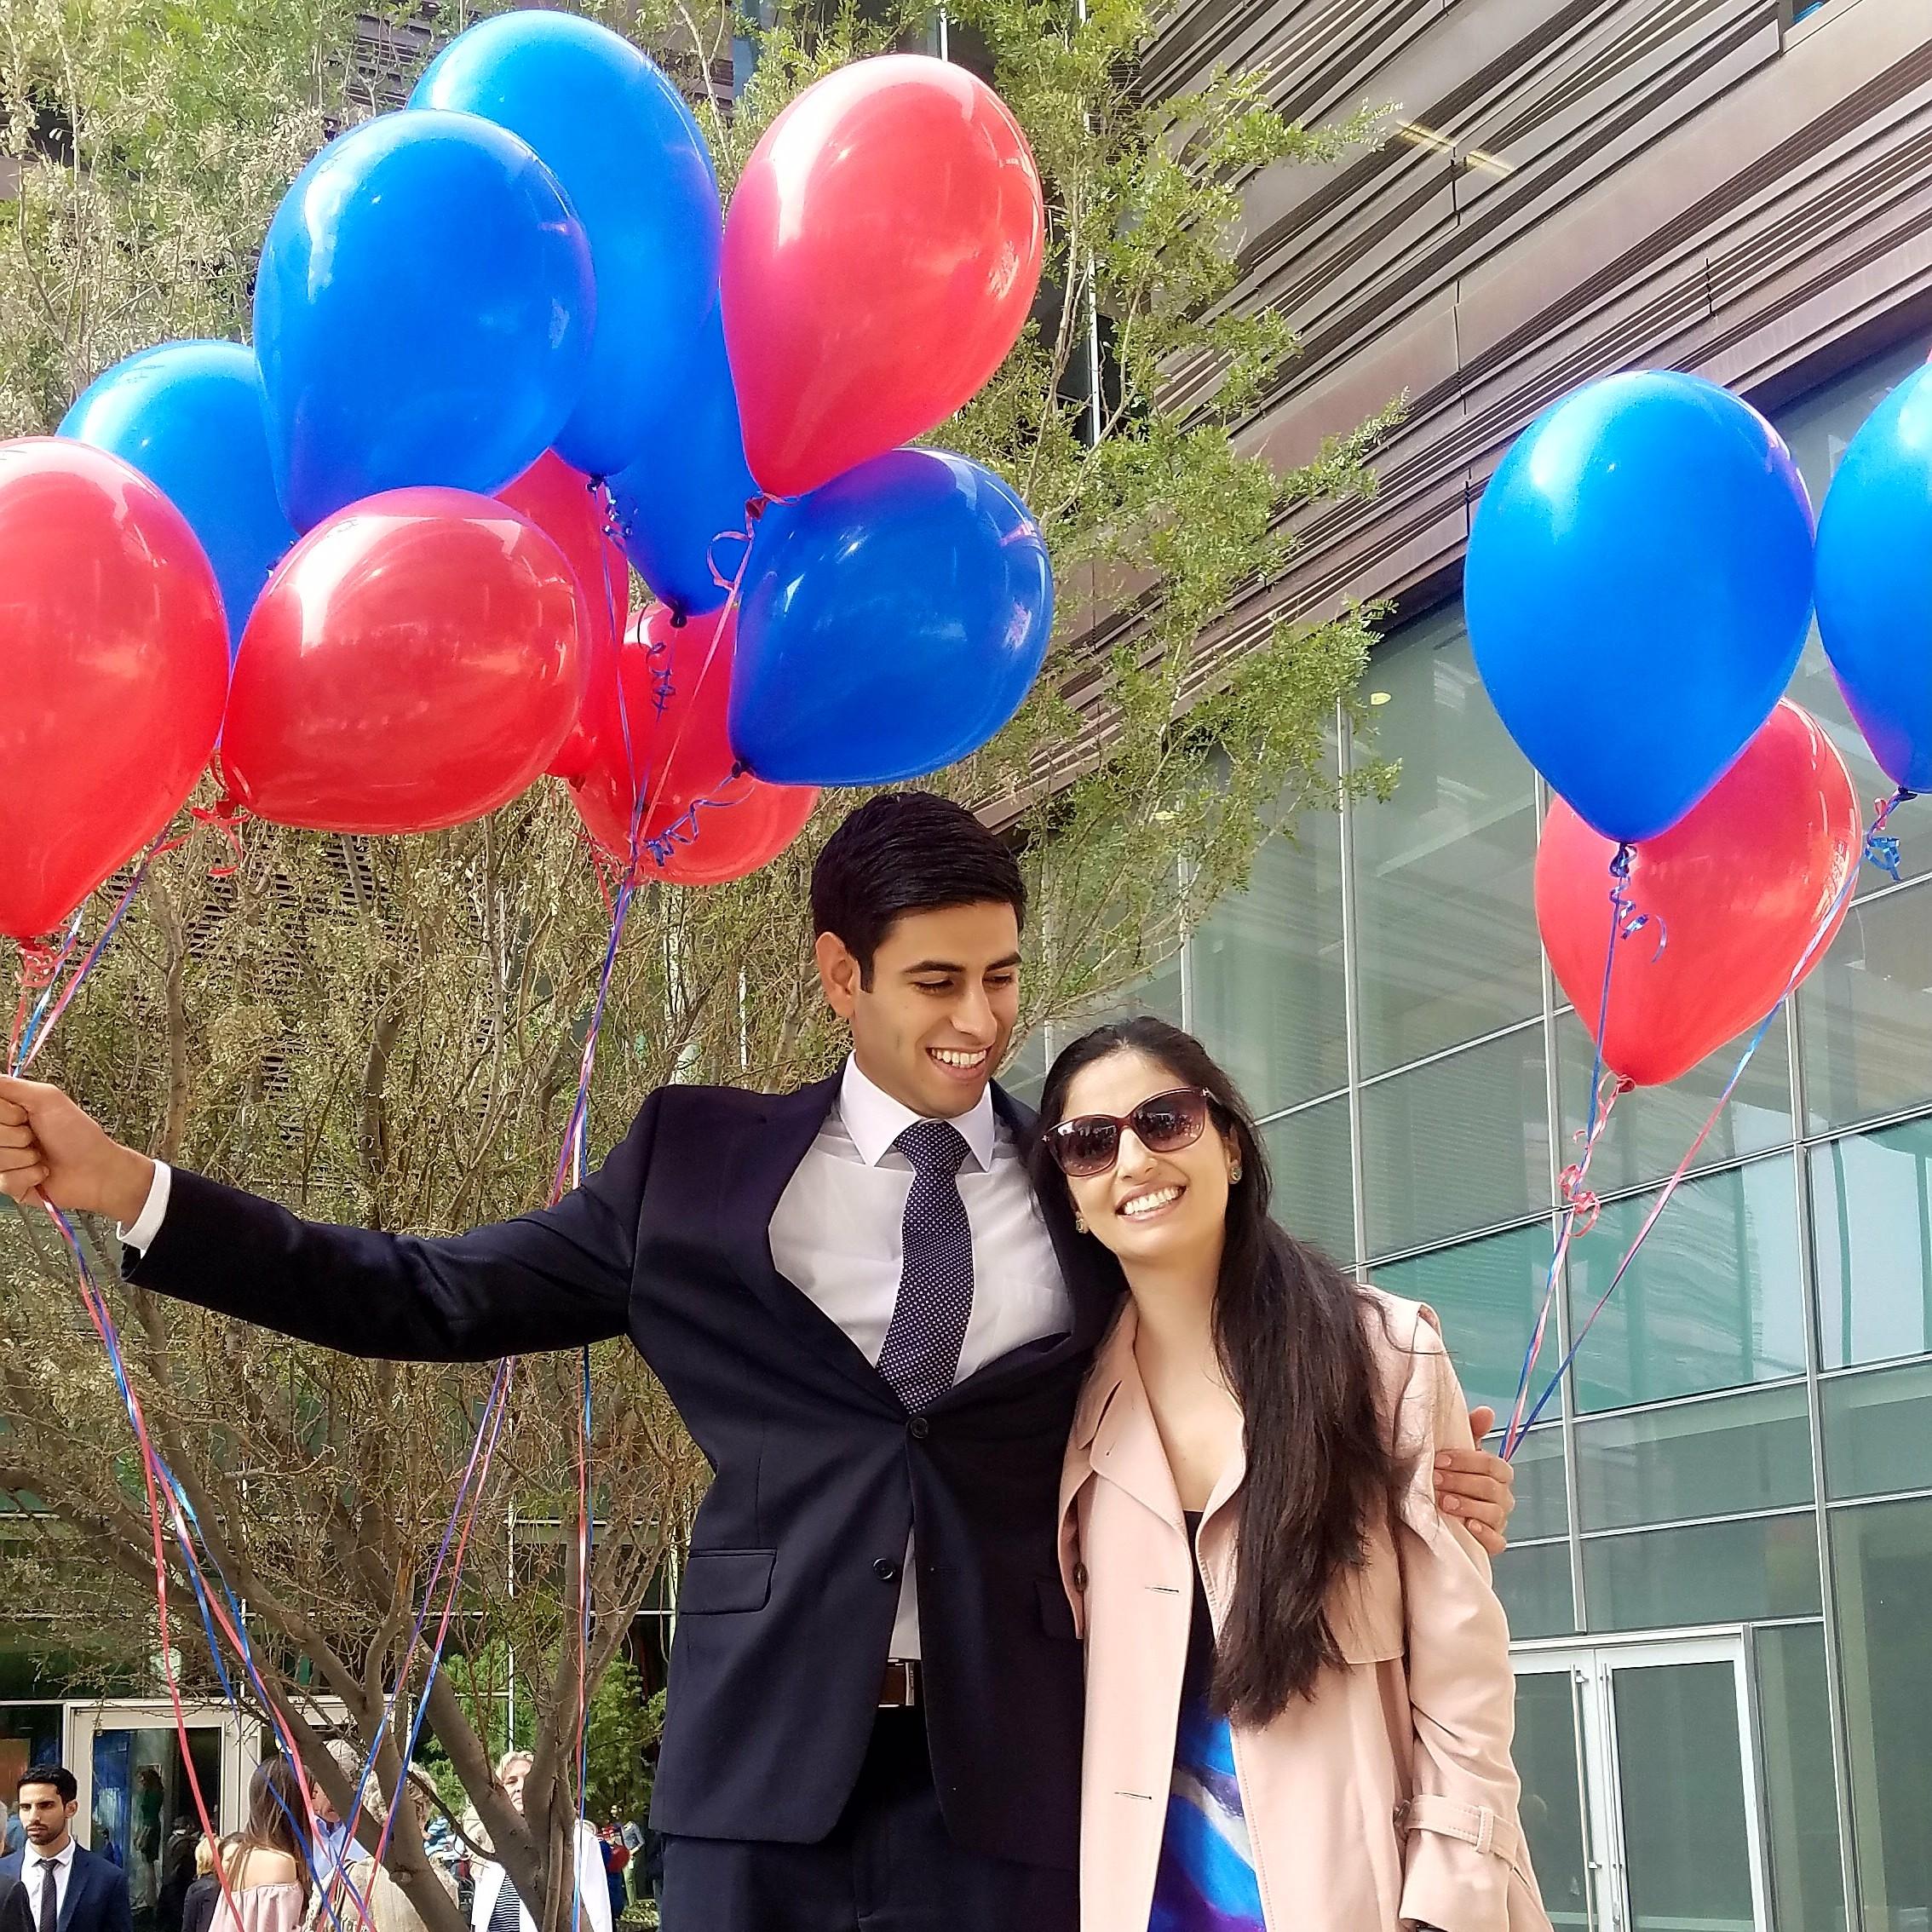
1512, 1659, 1598, 1929
67, 1703, 246, 1932
1515, 1635, 1769, 1932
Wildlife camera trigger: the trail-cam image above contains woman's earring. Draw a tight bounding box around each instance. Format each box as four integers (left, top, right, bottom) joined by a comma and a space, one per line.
1074, 1213, 1088, 1234
1229, 1164, 1243, 1183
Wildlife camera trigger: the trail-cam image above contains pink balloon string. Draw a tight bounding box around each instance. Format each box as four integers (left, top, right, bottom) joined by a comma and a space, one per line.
575, 493, 770, 888
1507, 788, 1912, 1452
6, 823, 520, 1931
1502, 844, 1639, 1459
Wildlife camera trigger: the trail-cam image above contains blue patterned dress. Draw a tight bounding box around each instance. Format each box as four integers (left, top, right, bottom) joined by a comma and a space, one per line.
1149, 1515, 1267, 1932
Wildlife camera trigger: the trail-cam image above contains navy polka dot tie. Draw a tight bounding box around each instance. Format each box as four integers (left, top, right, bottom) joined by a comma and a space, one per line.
877, 1118, 975, 1414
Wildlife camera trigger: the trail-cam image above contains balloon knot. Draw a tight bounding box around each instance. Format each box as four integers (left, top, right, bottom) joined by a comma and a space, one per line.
1557, 1163, 1602, 1237
190, 797, 250, 879
747, 494, 769, 523
15, 938, 63, 991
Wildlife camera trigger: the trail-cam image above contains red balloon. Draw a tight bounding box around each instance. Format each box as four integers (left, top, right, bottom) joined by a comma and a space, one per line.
497, 451, 630, 781
722, 55, 1045, 498
222, 487, 584, 834
0, 439, 227, 939
658, 770, 819, 885
1537, 699, 1860, 1087
568, 604, 739, 860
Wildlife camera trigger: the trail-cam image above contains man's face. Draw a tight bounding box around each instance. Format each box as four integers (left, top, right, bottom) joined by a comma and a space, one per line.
18, 1784, 75, 1851
817, 901, 1021, 1119
308, 1782, 339, 1828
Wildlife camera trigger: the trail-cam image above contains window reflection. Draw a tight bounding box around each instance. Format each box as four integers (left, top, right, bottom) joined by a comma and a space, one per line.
1832, 1498, 1932, 1927
1583, 1515, 1821, 1630
1753, 1624, 1846, 1932
1361, 1029, 1551, 1259
1822, 1360, 1932, 1498
1810, 1118, 1932, 1368
1261, 1095, 1354, 1268
1193, 779, 1348, 1115
1800, 884, 1932, 1133
1371, 1220, 1554, 1417
1565, 1156, 1805, 1411
1350, 607, 1543, 1077
1575, 1384, 1812, 1532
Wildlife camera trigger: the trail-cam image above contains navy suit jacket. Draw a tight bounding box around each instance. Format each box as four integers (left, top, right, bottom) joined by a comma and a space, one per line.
124, 1075, 1123, 1871
0, 1845, 134, 1932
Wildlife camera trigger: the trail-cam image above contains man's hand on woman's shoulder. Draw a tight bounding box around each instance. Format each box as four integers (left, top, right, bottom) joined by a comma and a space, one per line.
1430, 1403, 1515, 1556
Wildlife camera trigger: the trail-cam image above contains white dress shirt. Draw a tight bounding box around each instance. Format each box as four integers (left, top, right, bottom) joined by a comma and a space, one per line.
26, 1837, 76, 1920
768, 1055, 1072, 1658
123, 1055, 1074, 1658
121, 1159, 171, 1253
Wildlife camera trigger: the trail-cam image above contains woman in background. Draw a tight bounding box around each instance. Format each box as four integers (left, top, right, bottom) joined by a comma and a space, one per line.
467, 1754, 610, 1932
178, 1834, 231, 1932
208, 1762, 308, 1932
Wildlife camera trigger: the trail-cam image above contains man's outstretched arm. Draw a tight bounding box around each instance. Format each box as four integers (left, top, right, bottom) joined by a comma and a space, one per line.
0, 1074, 647, 1362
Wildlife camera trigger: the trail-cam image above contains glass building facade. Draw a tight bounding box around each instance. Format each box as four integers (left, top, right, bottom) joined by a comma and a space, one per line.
1012, 333, 1932, 1930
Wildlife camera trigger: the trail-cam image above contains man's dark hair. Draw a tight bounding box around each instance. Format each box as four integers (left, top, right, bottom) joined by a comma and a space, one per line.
17, 1764, 76, 1805
811, 792, 1026, 985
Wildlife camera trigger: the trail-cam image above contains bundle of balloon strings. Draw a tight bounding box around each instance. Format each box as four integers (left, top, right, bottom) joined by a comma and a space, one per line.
1502, 789, 1912, 1459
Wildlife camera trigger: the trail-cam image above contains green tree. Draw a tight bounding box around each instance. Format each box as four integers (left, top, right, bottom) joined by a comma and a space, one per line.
584, 1657, 660, 1826
0, 2, 1393, 1929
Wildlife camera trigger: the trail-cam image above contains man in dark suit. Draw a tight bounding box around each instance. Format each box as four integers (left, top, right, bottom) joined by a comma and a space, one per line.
0, 793, 1515, 1932
0, 1768, 133, 1932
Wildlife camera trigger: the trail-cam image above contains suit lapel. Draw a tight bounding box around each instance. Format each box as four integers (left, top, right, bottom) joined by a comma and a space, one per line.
55, 1854, 86, 1932
719, 1072, 901, 1408
718, 1074, 1121, 1413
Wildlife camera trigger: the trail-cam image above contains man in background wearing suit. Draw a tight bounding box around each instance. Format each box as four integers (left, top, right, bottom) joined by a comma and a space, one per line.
0, 792, 1516, 1932
0, 1767, 133, 1932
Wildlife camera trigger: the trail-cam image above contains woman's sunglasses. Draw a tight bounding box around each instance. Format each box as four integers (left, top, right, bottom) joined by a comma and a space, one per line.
1044, 1086, 1221, 1178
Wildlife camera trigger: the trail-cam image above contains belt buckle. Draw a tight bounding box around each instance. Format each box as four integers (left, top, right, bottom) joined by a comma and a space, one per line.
879, 1660, 920, 1709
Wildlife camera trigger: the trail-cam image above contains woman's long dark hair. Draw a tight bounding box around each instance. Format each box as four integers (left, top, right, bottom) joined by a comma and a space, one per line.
233, 1758, 310, 1901
1030, 1016, 1399, 1726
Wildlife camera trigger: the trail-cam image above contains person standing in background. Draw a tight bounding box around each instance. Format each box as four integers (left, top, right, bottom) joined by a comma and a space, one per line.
467, 1756, 608, 1932
0, 1766, 135, 1932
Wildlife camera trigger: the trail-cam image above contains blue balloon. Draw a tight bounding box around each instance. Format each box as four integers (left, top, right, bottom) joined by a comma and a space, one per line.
730, 450, 1054, 785
606, 308, 754, 618
412, 12, 721, 480
1464, 371, 1814, 843
60, 341, 297, 653
254, 109, 595, 532
1815, 362, 1932, 793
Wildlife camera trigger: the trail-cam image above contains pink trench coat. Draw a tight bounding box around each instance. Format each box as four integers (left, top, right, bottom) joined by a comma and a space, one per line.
1056, 1289, 1552, 1932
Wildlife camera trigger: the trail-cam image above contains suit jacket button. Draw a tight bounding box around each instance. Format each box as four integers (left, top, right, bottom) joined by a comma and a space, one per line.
909, 1415, 930, 1440
874, 1558, 899, 1582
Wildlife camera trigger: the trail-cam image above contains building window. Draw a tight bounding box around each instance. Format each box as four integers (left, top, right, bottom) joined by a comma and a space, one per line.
1349, 608, 1543, 1077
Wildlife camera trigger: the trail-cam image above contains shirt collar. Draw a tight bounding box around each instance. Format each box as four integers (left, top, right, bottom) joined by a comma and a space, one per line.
839, 1053, 998, 1173
35, 1839, 75, 1870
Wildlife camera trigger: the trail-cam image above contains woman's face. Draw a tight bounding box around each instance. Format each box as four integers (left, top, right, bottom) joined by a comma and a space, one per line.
1056, 1049, 1240, 1276
501, 1761, 528, 1814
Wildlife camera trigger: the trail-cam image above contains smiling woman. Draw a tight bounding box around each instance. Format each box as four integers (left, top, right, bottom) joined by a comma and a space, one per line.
1032, 1017, 1549, 1932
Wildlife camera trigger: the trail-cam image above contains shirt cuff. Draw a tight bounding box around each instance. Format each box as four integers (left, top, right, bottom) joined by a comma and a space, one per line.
119, 1159, 172, 1254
